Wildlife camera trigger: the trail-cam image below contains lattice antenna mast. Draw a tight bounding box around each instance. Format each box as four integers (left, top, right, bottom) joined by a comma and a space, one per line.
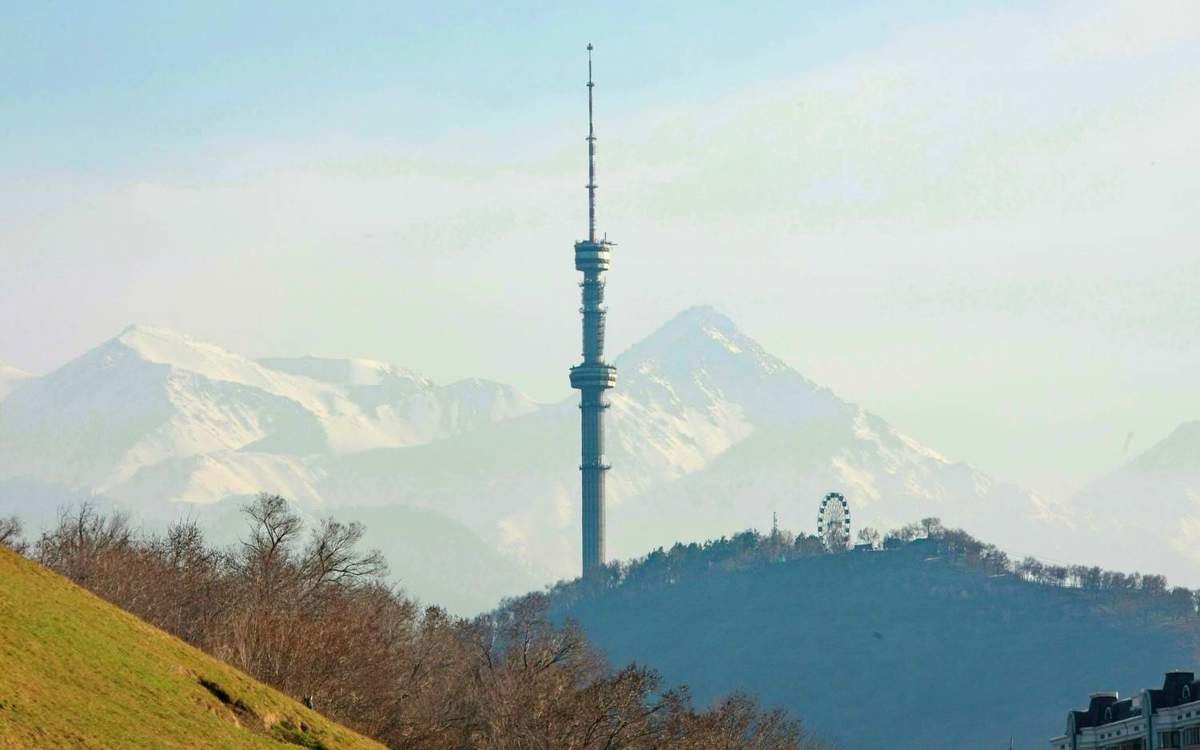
587, 42, 597, 243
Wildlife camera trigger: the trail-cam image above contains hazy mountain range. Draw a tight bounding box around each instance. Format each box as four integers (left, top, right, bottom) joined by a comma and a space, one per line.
1070, 421, 1200, 580
0, 307, 1194, 612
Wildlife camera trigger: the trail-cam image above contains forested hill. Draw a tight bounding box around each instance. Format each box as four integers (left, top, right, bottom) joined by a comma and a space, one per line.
544, 526, 1200, 750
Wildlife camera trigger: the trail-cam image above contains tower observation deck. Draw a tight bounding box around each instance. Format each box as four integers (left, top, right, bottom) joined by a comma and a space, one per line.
569, 43, 616, 577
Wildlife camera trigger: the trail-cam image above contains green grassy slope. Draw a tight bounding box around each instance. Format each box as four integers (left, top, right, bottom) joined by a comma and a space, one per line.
0, 547, 386, 750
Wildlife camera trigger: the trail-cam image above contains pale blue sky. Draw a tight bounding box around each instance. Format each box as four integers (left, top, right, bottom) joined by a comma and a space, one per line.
0, 1, 1016, 174
1, 1, 1197, 496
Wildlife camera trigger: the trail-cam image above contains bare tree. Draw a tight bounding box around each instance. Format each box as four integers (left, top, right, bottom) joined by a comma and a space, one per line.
856, 527, 880, 550
300, 518, 387, 595
36, 502, 132, 585
0, 515, 26, 554
919, 517, 944, 538
32, 497, 828, 750
241, 494, 303, 571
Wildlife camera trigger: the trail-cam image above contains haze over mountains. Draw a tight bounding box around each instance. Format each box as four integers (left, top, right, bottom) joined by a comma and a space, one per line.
0, 307, 1194, 611
1071, 421, 1200, 580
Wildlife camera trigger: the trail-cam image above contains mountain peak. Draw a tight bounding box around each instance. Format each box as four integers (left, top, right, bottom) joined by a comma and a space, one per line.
619, 305, 789, 377
656, 305, 739, 340
105, 324, 275, 387
629, 305, 731, 349
1127, 420, 1200, 474
610, 305, 831, 432
116, 323, 211, 353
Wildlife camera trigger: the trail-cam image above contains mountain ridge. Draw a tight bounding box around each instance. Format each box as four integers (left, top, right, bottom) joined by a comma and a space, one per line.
312, 306, 1068, 585
1, 308, 1190, 608
0, 324, 539, 497
1070, 419, 1200, 583
1126, 420, 1200, 474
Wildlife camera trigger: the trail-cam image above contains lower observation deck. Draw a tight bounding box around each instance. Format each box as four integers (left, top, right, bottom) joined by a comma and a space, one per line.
569, 363, 617, 390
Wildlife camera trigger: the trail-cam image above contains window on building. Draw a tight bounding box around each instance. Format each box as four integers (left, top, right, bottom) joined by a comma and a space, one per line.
1103, 739, 1145, 750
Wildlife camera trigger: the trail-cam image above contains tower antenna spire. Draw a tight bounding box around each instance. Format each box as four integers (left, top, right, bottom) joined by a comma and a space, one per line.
586, 42, 597, 243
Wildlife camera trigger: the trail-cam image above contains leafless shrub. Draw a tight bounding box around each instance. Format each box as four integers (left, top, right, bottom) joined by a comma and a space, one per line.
0, 515, 27, 554
35, 494, 820, 750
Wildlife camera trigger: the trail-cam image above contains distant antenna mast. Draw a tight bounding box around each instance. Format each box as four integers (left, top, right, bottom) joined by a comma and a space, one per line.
586, 42, 597, 243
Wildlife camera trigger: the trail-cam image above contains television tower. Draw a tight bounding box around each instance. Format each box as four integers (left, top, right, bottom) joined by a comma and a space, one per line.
569, 43, 616, 577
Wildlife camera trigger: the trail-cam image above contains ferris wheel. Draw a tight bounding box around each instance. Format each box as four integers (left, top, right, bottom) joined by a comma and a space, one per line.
817, 492, 851, 551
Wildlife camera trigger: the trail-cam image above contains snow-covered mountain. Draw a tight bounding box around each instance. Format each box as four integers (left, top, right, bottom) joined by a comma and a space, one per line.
0, 361, 30, 400
318, 307, 1066, 579
0, 325, 538, 505
1072, 421, 1200, 584
2, 308, 1167, 607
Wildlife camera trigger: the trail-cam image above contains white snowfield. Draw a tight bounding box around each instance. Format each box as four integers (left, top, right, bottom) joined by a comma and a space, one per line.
0, 324, 538, 501
0, 308, 1195, 599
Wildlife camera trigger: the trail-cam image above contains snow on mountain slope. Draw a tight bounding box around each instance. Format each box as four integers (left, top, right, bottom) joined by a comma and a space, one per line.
106, 451, 326, 507
0, 325, 537, 506
1072, 421, 1200, 585
0, 329, 329, 492
608, 308, 1065, 566
0, 361, 31, 400
114, 326, 432, 454
259, 357, 539, 446
320, 307, 1065, 581
259, 355, 431, 390
0, 308, 1081, 598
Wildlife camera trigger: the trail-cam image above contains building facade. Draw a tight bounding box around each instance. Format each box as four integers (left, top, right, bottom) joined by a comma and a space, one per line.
1051, 671, 1200, 750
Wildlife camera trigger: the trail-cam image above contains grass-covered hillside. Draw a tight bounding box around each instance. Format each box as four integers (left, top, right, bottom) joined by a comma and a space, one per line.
3, 498, 824, 750
547, 529, 1200, 750
0, 546, 385, 750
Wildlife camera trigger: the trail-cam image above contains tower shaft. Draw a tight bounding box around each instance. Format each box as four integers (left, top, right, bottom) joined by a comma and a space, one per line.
570, 44, 616, 577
